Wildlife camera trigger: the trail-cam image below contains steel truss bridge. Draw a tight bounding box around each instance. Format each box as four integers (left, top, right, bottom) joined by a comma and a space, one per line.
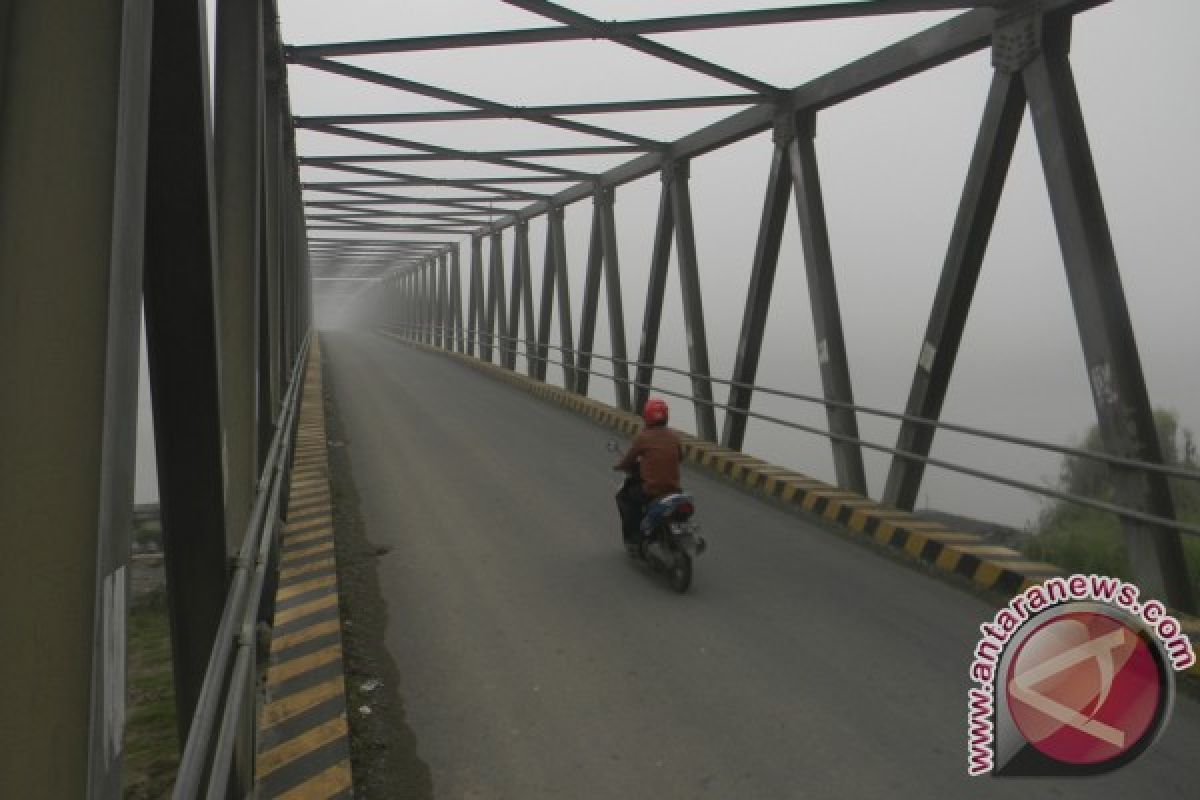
0, 1, 1195, 797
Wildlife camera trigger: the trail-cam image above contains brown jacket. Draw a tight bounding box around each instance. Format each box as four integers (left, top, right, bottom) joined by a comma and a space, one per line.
615, 425, 683, 498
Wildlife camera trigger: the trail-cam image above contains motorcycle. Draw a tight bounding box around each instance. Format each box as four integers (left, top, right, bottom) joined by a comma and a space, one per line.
607, 440, 707, 593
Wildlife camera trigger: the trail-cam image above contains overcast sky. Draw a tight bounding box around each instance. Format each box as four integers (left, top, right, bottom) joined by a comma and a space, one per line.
137, 1, 1198, 530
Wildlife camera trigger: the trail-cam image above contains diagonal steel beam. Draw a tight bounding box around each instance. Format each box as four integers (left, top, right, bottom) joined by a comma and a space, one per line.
883, 68, 1025, 512
290, 55, 661, 149
1022, 15, 1194, 612
300, 121, 591, 179
300, 146, 641, 162
302, 179, 549, 201
634, 175, 675, 414
463, 0, 1105, 236
499, 0, 779, 96
295, 95, 759, 126
285, 3, 998, 58
787, 114, 867, 494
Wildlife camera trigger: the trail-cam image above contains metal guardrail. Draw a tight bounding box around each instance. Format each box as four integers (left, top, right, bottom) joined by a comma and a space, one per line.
172, 331, 312, 799
389, 322, 1200, 539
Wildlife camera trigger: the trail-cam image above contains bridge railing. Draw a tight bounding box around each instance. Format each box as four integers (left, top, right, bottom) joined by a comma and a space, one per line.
171, 332, 310, 800
384, 318, 1200, 599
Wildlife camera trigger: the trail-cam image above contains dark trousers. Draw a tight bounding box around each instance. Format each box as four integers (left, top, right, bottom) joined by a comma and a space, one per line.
615, 481, 650, 543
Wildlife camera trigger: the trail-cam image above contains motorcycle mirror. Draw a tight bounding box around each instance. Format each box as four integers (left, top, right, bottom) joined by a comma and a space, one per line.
605, 439, 619, 452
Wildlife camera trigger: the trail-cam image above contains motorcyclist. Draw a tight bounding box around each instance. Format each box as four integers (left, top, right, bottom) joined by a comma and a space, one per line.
613, 397, 684, 548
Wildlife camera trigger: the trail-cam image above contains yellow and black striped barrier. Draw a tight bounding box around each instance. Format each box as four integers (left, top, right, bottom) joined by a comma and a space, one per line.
256, 338, 354, 799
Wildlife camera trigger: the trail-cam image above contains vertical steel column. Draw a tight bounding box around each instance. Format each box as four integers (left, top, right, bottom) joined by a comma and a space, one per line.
722, 124, 792, 452
215, 0, 264, 556
634, 175, 676, 413
576, 191, 607, 396
401, 270, 409, 331
789, 114, 868, 494
883, 69, 1026, 510
142, 0, 231, 748
550, 207, 577, 391
438, 252, 450, 349
0, 2, 151, 796
535, 217, 558, 381
256, 170, 274, 469
451, 245, 465, 352
432, 255, 442, 346
514, 221, 538, 375
481, 241, 495, 361
599, 188, 633, 411
407, 269, 416, 335
420, 263, 429, 341
467, 234, 483, 355
422, 259, 433, 344
506, 232, 524, 369
414, 262, 424, 340
668, 161, 718, 441
262, 56, 284, 426
1022, 16, 1194, 612
488, 231, 509, 365
404, 266, 414, 335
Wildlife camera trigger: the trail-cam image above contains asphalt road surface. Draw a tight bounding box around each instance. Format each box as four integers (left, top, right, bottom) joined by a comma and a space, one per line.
322, 329, 1200, 800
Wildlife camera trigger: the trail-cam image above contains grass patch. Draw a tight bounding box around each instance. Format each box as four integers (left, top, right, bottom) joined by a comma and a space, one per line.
1022, 411, 1200, 607
1024, 505, 1200, 602
124, 589, 179, 800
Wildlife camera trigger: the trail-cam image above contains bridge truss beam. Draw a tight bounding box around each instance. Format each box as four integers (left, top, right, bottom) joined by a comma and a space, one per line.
347, 0, 1194, 615
1, 0, 314, 796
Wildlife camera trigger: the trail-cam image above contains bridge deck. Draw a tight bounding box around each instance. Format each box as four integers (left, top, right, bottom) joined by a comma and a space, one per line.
322, 330, 1199, 799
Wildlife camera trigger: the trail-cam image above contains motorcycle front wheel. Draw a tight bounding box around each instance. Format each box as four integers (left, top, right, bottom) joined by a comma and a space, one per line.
669, 551, 692, 593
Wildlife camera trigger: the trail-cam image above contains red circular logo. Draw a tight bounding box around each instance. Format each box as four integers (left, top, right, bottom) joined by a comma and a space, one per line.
1005, 611, 1162, 766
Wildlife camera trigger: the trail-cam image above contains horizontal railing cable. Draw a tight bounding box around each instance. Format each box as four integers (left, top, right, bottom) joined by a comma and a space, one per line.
173, 330, 312, 800
393, 322, 1200, 483
386, 323, 1200, 538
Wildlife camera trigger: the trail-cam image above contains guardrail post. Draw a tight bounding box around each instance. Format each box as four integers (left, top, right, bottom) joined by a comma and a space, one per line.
1022, 13, 1195, 613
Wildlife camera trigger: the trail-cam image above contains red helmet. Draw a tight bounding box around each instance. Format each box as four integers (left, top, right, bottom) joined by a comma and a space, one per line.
643, 397, 669, 426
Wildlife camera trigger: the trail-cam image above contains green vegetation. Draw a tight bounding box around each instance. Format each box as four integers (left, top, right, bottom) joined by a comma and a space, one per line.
124, 588, 179, 799
1024, 410, 1200, 597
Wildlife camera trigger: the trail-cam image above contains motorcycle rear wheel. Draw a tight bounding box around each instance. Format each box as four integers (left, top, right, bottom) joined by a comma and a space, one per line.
669, 551, 692, 593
